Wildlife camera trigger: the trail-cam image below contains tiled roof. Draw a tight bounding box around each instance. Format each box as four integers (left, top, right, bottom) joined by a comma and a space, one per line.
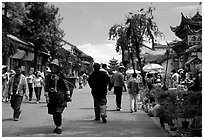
11, 49, 26, 59
144, 54, 168, 64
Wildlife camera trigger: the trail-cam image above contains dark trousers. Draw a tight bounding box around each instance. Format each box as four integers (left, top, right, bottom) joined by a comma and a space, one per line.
10, 95, 23, 118
93, 96, 107, 119
28, 83, 33, 101
114, 86, 123, 109
34, 87, 42, 101
53, 112, 62, 127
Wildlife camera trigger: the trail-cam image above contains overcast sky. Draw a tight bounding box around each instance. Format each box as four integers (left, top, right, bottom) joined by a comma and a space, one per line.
49, 1, 202, 64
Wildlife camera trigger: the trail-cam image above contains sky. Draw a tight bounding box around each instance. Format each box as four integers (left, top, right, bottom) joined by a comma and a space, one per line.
48, 1, 202, 64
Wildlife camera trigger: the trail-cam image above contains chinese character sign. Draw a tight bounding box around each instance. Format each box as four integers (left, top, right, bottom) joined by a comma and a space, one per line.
188, 35, 202, 45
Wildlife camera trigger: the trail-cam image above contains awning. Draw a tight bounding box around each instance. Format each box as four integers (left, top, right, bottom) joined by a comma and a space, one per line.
11, 49, 26, 59
82, 61, 91, 65
23, 52, 34, 61
2, 65, 7, 69
185, 57, 202, 65
7, 34, 34, 46
186, 45, 202, 52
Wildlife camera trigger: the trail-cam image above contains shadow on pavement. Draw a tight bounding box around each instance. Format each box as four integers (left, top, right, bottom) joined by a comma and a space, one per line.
3, 125, 56, 137
2, 118, 13, 122
79, 107, 93, 110
60, 118, 168, 137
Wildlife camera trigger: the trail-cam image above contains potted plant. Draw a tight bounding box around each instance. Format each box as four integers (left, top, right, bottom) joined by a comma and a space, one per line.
154, 87, 181, 129
168, 124, 179, 137
153, 87, 168, 127
188, 91, 202, 137
180, 92, 191, 129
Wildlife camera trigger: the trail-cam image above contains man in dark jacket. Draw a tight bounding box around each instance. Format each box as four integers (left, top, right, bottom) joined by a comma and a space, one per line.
88, 63, 110, 123
44, 59, 71, 134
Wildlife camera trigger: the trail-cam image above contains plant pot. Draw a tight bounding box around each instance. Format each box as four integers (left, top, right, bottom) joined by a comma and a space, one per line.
191, 128, 202, 137
67, 77, 77, 97
168, 130, 179, 137
169, 126, 177, 131
181, 121, 189, 129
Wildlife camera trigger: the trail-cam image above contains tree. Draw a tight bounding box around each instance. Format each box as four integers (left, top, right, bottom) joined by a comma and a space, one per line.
2, 2, 65, 71
109, 24, 129, 67
2, 2, 32, 64
109, 6, 164, 86
17, 2, 65, 71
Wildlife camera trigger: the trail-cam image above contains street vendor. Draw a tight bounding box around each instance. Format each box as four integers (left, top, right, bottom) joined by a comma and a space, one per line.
44, 59, 72, 134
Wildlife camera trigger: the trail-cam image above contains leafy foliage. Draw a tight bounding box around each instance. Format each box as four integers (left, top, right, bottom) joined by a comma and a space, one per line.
2, 2, 32, 63
2, 2, 65, 70
18, 2, 65, 58
154, 87, 202, 123
109, 6, 164, 86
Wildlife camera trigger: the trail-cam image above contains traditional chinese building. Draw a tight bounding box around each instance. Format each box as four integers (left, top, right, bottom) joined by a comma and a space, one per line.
4, 34, 50, 76
2, 34, 50, 76
108, 57, 119, 71
62, 40, 93, 76
170, 12, 202, 73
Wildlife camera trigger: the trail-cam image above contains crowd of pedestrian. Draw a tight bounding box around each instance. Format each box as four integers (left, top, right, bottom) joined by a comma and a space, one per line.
2, 59, 73, 134
2, 67, 45, 104
168, 68, 201, 91
2, 59, 201, 135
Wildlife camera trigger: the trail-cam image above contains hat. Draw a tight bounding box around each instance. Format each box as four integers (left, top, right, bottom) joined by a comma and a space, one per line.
178, 68, 184, 73
10, 70, 16, 74
119, 66, 125, 69
49, 59, 60, 67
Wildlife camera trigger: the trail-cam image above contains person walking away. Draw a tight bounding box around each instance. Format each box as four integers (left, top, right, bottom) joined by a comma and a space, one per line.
2, 67, 9, 102
82, 73, 88, 86
78, 75, 83, 89
44, 59, 72, 134
26, 68, 35, 102
88, 63, 110, 123
33, 71, 44, 104
7, 66, 29, 121
100, 63, 109, 75
113, 66, 127, 111
101, 64, 113, 91
127, 73, 139, 113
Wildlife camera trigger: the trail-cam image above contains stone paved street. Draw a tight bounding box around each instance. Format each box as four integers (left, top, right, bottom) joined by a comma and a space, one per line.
2, 84, 169, 137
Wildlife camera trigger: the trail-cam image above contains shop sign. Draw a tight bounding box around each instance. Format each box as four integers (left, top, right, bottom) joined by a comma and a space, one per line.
188, 34, 202, 45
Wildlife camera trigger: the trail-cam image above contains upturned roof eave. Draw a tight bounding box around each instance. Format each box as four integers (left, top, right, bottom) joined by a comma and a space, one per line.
170, 12, 202, 34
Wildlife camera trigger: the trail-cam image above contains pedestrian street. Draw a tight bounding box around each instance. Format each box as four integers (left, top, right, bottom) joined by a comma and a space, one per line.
2, 84, 169, 137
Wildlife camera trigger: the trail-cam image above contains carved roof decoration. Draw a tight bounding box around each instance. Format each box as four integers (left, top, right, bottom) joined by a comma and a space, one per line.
109, 57, 118, 63
170, 12, 202, 40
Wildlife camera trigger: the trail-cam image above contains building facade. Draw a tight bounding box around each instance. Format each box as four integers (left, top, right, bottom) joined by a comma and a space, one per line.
170, 12, 202, 73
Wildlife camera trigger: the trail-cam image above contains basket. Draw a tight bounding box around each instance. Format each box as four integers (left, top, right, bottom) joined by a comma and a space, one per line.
66, 77, 77, 97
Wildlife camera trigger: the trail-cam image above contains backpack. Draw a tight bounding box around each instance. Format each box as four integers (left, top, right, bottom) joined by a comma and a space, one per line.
128, 79, 139, 94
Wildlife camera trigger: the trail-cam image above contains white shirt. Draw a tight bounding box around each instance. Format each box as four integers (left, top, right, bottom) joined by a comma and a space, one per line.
172, 73, 180, 83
